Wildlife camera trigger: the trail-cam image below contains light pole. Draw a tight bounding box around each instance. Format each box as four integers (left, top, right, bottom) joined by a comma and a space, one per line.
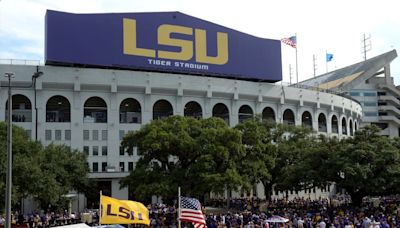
3, 71, 42, 228
5, 72, 14, 228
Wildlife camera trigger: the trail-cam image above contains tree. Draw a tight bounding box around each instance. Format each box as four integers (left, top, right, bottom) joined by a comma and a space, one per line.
0, 122, 42, 210
120, 116, 244, 203
32, 144, 92, 209
282, 124, 400, 206
333, 125, 400, 205
0, 122, 92, 211
267, 124, 316, 197
234, 118, 276, 197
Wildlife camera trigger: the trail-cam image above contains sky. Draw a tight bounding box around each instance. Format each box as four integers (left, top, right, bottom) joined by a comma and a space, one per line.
1, 0, 399, 84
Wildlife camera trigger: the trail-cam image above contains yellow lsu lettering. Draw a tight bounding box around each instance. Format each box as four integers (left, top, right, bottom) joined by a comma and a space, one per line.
123, 18, 228, 65
104, 204, 143, 220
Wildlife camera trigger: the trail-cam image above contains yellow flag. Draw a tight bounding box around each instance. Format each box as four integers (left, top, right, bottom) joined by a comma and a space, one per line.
100, 195, 150, 225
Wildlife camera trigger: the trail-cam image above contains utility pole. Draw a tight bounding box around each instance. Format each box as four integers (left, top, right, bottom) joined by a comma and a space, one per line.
361, 33, 371, 61
313, 54, 318, 77
5, 72, 14, 228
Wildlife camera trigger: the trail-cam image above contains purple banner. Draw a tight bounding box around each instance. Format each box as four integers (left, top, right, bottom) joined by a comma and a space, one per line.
45, 10, 282, 82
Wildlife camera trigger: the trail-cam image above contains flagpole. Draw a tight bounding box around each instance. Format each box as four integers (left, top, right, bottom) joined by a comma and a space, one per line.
295, 33, 299, 86
99, 191, 102, 225
326, 50, 328, 73
178, 187, 181, 228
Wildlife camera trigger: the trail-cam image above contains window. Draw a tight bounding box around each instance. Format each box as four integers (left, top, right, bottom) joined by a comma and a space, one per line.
120, 162, 125, 172
102, 162, 107, 172
102, 130, 108, 140
377, 92, 386, 96
364, 102, 377, 107
45, 130, 52, 141
93, 146, 99, 156
364, 92, 376, 97
83, 130, 89, 140
55, 130, 62, 141
119, 130, 125, 140
46, 96, 71, 122
92, 130, 98, 140
128, 162, 134, 171
136, 148, 142, 156
364, 112, 378, 117
102, 146, 108, 156
65, 130, 71, 140
93, 162, 98, 172
119, 146, 125, 156
83, 146, 89, 156
349, 92, 360, 96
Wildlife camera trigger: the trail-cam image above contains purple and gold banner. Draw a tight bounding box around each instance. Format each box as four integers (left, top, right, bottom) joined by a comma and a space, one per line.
45, 10, 282, 82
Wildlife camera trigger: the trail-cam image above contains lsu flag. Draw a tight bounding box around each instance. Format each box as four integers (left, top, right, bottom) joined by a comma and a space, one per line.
326, 53, 334, 62
100, 195, 150, 225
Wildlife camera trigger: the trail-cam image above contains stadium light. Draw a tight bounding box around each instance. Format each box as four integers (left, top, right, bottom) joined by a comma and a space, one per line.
3, 71, 42, 228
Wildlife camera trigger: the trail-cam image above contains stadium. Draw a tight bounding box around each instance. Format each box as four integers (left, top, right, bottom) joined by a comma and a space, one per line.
1, 10, 379, 212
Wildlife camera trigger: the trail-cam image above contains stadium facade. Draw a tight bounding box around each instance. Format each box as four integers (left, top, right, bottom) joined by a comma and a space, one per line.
0, 10, 366, 211
298, 50, 399, 137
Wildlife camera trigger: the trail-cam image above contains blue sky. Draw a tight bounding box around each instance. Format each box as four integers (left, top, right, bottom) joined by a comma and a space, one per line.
1, 0, 399, 84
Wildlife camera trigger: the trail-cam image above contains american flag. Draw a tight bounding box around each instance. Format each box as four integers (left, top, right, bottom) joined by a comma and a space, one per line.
281, 36, 297, 48
179, 197, 206, 228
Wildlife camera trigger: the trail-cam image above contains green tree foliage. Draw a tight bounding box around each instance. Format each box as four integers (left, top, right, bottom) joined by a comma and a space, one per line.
281, 124, 400, 206
270, 124, 316, 194
333, 125, 400, 205
234, 118, 276, 195
0, 122, 42, 209
33, 144, 92, 209
120, 116, 244, 203
0, 122, 91, 211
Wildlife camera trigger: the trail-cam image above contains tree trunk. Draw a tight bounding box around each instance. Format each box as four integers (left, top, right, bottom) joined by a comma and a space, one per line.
263, 181, 273, 201
349, 191, 364, 207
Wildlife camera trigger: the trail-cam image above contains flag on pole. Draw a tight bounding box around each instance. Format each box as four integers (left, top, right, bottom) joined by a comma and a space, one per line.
281, 36, 297, 48
179, 197, 206, 228
326, 53, 334, 62
100, 195, 150, 225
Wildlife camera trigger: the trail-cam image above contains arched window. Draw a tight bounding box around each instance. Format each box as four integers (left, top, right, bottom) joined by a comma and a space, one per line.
84, 97, 107, 123
262, 107, 275, 122
238, 105, 253, 123
331, 115, 338, 134
342, 117, 347, 135
212, 103, 229, 124
5, 94, 32, 122
46, 96, 71, 122
153, 100, 173, 120
349, 120, 353, 136
120, 98, 141, 123
184, 101, 202, 118
283, 109, 295, 125
302, 111, 312, 129
318, 113, 327, 132
355, 121, 358, 131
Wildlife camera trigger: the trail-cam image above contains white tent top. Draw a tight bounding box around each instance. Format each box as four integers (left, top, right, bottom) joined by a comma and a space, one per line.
53, 223, 91, 228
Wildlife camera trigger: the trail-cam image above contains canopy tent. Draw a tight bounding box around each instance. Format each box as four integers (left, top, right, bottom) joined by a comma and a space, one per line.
266, 215, 289, 223
53, 223, 91, 228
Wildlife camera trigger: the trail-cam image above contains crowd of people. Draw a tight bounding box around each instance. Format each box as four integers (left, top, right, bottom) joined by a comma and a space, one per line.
147, 196, 400, 227
3, 196, 400, 227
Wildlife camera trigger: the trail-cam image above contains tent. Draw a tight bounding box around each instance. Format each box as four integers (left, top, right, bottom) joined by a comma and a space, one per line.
266, 215, 289, 223
53, 223, 91, 228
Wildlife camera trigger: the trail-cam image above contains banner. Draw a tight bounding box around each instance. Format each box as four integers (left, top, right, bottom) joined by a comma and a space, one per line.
100, 195, 150, 225
45, 10, 282, 82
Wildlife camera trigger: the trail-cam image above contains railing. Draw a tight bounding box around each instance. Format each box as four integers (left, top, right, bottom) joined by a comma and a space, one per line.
0, 59, 44, 65
285, 83, 362, 105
